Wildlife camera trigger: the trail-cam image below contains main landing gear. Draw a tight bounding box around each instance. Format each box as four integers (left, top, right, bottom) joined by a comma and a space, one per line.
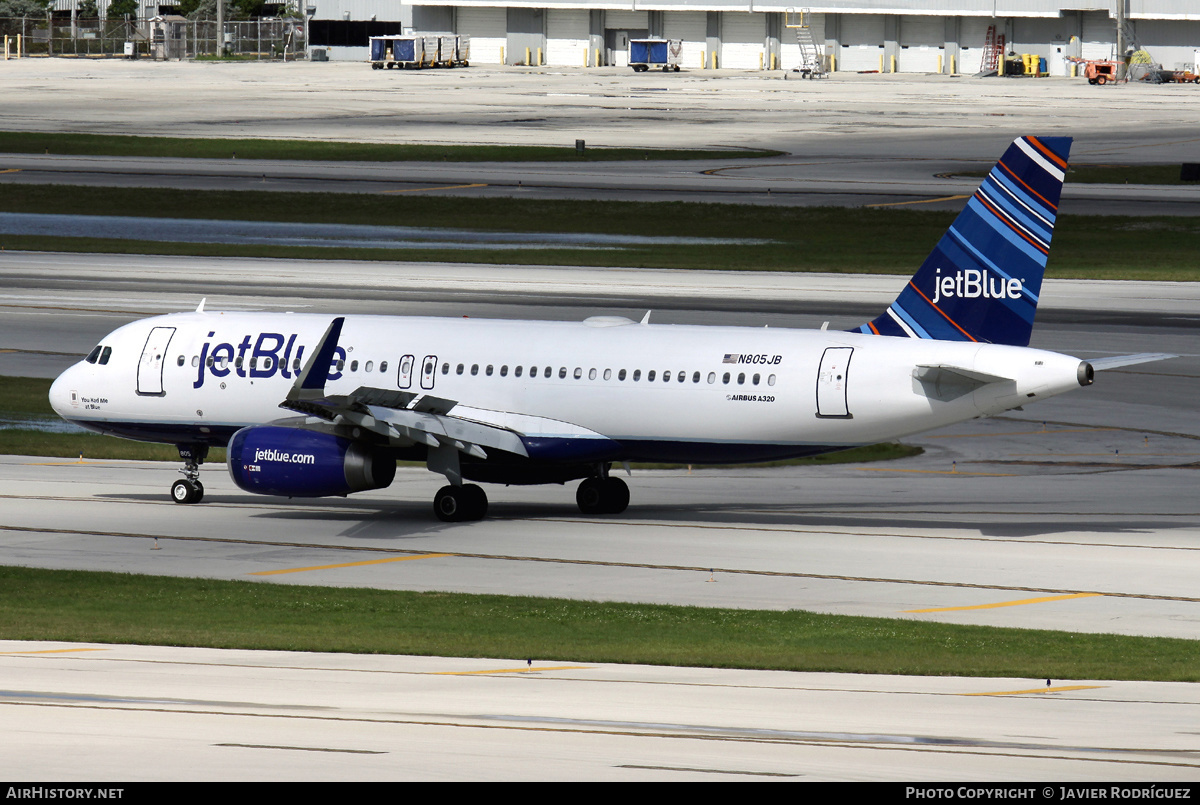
171, 444, 207, 504
576, 476, 629, 515
433, 483, 488, 522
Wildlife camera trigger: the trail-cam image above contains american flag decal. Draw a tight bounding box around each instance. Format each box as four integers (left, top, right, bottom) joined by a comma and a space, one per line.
722, 354, 740, 364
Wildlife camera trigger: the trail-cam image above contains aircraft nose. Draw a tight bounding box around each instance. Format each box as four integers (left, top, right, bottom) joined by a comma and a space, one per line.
48, 367, 78, 419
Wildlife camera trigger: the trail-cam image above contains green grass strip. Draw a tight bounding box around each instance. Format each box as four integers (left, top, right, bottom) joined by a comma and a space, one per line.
0, 131, 780, 162
1, 565, 1196, 680
2, 185, 1199, 279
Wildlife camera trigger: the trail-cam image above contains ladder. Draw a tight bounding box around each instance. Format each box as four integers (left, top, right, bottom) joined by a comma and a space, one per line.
785, 8, 826, 78
980, 23, 1005, 75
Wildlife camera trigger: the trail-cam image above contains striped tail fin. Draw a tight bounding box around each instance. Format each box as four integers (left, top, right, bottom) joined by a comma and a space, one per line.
856, 136, 1071, 347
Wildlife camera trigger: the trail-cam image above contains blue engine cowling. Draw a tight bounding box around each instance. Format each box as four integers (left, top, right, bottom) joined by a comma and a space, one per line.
227, 425, 396, 498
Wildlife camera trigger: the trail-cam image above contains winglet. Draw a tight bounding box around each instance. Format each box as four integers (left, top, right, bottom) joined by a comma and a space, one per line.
287, 317, 344, 403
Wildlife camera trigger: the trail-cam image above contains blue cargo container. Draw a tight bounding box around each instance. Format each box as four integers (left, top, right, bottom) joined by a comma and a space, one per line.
629, 38, 682, 72
369, 33, 469, 70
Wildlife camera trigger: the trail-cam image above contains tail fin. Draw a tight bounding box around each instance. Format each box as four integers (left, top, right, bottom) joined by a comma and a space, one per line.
856, 136, 1072, 347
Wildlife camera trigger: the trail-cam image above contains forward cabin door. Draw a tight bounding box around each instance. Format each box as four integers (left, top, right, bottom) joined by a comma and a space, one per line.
816, 346, 853, 418
137, 326, 175, 396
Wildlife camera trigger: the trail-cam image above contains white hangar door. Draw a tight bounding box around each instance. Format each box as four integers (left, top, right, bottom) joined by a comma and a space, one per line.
721, 12, 765, 70
899, 15, 943, 73
663, 11, 706, 71
1081, 10, 1115, 60
457, 6, 506, 64
546, 9, 589, 66
838, 14, 885, 72
958, 16, 991, 74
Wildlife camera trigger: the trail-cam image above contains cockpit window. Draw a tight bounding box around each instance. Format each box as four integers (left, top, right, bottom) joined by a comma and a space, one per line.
99, 346, 112, 366
85, 346, 102, 364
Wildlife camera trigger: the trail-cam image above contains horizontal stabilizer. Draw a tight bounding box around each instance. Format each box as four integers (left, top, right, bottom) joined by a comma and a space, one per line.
913, 364, 1013, 402
1088, 353, 1177, 371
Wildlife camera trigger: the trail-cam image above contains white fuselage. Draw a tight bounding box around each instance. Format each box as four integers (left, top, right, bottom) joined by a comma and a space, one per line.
49, 311, 1088, 463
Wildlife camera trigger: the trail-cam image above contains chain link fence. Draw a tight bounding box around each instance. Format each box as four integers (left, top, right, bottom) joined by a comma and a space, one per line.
1, 16, 306, 60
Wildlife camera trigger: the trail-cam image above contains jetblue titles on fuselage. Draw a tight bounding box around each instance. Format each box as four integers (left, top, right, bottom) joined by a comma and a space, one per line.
193, 331, 345, 388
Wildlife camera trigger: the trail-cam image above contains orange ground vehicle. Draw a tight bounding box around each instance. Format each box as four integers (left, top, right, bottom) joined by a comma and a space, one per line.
1083, 60, 1121, 84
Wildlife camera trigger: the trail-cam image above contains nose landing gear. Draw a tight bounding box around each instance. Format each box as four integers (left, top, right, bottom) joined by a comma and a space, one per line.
171, 444, 207, 504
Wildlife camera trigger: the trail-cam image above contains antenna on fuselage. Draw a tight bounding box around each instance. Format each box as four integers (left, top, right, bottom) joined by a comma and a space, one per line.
196, 298, 207, 313
640, 310, 651, 325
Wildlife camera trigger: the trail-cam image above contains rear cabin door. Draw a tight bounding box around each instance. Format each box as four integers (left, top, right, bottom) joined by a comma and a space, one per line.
137, 326, 175, 396
816, 346, 853, 418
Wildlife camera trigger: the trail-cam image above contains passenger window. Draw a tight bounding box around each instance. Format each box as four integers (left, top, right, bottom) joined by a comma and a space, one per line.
559, 367, 567, 379
574, 367, 582, 380
486, 365, 494, 376
633, 369, 641, 381
441, 362, 449, 375
663, 371, 671, 383
177, 355, 185, 367
500, 365, 508, 377
457, 363, 464, 375
707, 372, 715, 384
545, 367, 552, 378
753, 373, 760, 385
471, 365, 479, 376
602, 369, 611, 381
768, 374, 776, 386
737, 373, 745, 385
515, 366, 523, 378
365, 361, 373, 372
692, 372, 700, 383
349, 360, 358, 372
618, 369, 626, 381
648, 370, 656, 382
723, 372, 730, 384
192, 356, 200, 368
677, 371, 685, 383
380, 361, 388, 373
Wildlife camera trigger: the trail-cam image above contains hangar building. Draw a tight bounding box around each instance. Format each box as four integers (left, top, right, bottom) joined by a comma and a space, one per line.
303, 1, 1200, 74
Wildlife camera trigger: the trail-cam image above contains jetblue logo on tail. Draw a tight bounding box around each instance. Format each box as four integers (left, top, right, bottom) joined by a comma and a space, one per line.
853, 136, 1071, 347
930, 268, 1024, 306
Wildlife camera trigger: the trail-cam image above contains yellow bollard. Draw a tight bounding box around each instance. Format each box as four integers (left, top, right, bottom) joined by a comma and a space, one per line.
758, 52, 763, 71
830, 53, 836, 72
891, 54, 896, 73
711, 51, 717, 70
770, 52, 776, 70
500, 45, 505, 64
525, 46, 530, 66
879, 53, 883, 73
950, 54, 956, 74
537, 47, 542, 66
700, 50, 705, 68
938, 54, 942, 74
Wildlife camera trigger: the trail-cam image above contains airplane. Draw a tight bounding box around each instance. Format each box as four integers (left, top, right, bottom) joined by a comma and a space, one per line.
48, 136, 1172, 521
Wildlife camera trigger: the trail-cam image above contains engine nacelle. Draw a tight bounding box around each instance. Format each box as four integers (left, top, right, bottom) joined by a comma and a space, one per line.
227, 425, 396, 498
